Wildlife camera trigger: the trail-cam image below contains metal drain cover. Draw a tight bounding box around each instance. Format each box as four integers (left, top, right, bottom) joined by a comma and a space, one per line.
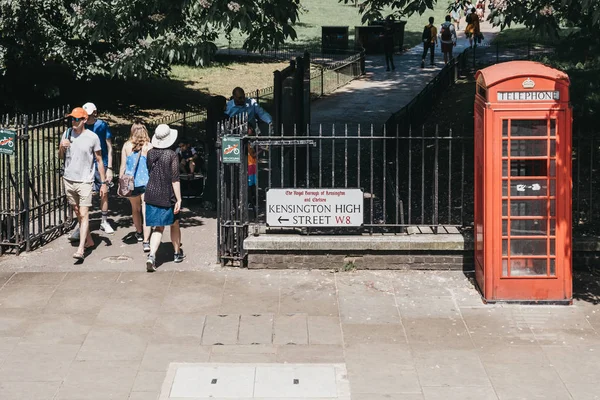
161, 363, 350, 399
102, 255, 132, 263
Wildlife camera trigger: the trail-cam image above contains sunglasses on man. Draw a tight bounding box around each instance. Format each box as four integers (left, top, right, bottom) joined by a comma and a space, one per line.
71, 117, 85, 122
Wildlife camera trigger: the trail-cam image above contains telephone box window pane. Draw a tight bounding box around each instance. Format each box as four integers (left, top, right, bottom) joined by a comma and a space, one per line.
502, 239, 508, 256
510, 160, 548, 176
511, 200, 547, 217
550, 140, 556, 155
503, 160, 508, 177
550, 180, 555, 196
503, 180, 508, 196
511, 140, 547, 157
510, 239, 547, 256
550, 200, 556, 216
550, 259, 556, 276
503, 120, 509, 137
511, 219, 547, 236
511, 120, 548, 137
550, 160, 556, 176
510, 180, 547, 196
503, 259, 508, 276
502, 219, 508, 236
503, 200, 508, 216
503, 141, 508, 157
550, 120, 556, 137
510, 258, 548, 276
550, 219, 556, 235
550, 239, 555, 256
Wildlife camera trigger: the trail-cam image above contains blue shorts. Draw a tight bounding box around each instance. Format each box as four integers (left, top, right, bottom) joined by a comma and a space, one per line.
248, 174, 257, 187
145, 204, 180, 227
93, 163, 108, 193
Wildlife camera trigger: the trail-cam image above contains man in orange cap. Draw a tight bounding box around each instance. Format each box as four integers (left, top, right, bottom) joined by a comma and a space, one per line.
59, 107, 108, 261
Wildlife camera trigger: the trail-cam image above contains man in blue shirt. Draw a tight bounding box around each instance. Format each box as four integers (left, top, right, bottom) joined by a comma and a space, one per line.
83, 102, 114, 234
225, 87, 272, 133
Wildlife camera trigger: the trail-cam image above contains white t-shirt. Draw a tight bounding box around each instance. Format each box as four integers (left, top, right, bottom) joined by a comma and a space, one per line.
62, 128, 101, 183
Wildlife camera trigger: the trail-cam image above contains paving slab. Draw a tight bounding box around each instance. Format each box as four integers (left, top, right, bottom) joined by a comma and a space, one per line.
201, 314, 241, 345
308, 316, 343, 345
152, 313, 207, 345
274, 314, 309, 345
56, 360, 140, 400
0, 381, 61, 400
238, 314, 274, 344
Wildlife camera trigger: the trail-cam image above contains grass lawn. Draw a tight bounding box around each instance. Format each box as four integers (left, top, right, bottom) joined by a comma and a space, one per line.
89, 58, 289, 135
95, 2, 453, 131
217, 0, 452, 49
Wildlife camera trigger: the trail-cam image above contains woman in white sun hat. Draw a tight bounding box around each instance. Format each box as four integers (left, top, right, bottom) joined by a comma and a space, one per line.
144, 124, 184, 272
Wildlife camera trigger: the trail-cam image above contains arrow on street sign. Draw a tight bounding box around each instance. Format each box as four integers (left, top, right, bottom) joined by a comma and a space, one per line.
277, 216, 289, 224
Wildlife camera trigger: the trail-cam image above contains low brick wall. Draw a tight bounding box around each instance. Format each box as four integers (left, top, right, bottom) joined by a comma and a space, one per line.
244, 235, 599, 271
248, 250, 473, 270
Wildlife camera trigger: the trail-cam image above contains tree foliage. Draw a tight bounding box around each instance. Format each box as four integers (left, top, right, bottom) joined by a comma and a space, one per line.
342, 0, 600, 39
0, 0, 301, 82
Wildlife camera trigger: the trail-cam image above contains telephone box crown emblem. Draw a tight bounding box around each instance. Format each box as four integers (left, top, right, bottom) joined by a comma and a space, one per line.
522, 78, 535, 89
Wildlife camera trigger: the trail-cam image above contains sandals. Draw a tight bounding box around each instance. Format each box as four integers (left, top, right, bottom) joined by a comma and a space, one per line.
72, 251, 85, 261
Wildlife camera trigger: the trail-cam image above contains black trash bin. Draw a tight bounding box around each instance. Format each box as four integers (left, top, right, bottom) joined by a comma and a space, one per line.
322, 26, 349, 53
366, 19, 407, 53
354, 25, 385, 53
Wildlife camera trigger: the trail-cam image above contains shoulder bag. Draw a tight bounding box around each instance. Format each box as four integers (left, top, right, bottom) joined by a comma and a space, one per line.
117, 150, 142, 197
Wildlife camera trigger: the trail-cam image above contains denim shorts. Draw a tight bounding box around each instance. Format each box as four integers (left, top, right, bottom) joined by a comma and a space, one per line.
145, 204, 180, 227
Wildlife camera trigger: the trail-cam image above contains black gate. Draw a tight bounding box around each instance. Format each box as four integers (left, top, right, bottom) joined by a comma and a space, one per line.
216, 114, 251, 266
1, 106, 71, 255
217, 121, 474, 266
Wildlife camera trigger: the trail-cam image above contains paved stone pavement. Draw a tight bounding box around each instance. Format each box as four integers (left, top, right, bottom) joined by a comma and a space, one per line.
2, 19, 600, 400
0, 264, 599, 399
310, 20, 500, 132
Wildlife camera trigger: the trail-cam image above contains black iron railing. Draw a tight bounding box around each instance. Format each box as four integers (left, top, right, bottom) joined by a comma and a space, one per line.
0, 106, 71, 255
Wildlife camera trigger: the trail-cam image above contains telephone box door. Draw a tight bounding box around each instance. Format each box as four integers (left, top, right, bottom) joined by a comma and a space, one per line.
494, 111, 571, 300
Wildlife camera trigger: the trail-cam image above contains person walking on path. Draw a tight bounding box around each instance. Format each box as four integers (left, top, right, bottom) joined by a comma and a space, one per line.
440, 15, 458, 64
119, 122, 152, 252
450, 0, 463, 30
382, 15, 396, 71
476, 0, 485, 21
83, 102, 114, 234
465, 7, 481, 48
69, 102, 114, 242
421, 16, 438, 68
144, 124, 184, 272
59, 107, 108, 261
226, 87, 272, 134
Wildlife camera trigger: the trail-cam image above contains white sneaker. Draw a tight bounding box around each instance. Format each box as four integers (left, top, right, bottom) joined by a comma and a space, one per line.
100, 221, 114, 234
68, 226, 80, 242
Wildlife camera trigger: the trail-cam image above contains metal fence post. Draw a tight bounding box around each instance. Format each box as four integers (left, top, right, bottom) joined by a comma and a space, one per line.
23, 115, 31, 252
360, 51, 366, 75
273, 70, 282, 136
321, 67, 324, 97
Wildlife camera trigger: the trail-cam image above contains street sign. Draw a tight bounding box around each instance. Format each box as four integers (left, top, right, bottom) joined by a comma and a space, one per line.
266, 188, 363, 227
0, 129, 16, 156
222, 136, 241, 164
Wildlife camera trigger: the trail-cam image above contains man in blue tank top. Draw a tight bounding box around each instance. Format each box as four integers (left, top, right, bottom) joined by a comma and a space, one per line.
83, 102, 114, 234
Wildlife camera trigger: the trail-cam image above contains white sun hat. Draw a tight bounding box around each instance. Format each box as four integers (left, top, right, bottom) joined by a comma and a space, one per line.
82, 102, 97, 115
152, 124, 178, 149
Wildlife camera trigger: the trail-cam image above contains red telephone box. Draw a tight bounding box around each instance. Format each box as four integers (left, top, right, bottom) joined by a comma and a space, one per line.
474, 61, 572, 303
